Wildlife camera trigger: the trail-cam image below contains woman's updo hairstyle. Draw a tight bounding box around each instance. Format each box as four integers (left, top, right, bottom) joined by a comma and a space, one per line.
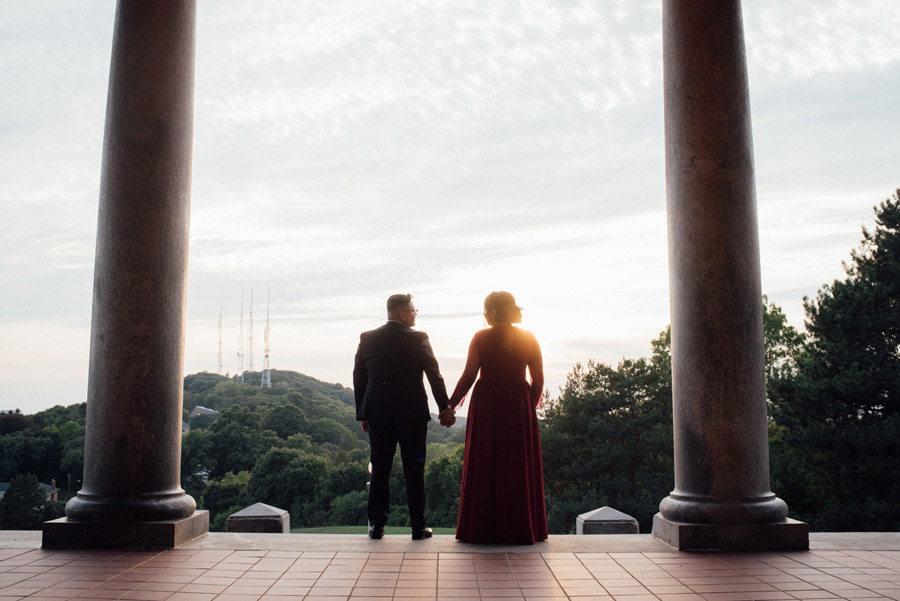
484, 291, 523, 325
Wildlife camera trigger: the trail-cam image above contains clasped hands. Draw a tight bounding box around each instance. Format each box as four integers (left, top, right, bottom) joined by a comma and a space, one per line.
439, 405, 456, 428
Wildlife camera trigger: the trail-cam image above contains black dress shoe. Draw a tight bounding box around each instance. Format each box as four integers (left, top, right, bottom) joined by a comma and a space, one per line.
411, 527, 433, 540
369, 524, 384, 540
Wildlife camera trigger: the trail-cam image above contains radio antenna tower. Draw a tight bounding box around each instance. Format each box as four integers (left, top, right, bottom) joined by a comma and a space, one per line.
237, 289, 245, 382
217, 301, 223, 374
261, 288, 272, 388
248, 289, 255, 374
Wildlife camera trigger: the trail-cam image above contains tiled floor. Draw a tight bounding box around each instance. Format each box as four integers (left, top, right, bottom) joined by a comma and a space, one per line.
1, 547, 899, 601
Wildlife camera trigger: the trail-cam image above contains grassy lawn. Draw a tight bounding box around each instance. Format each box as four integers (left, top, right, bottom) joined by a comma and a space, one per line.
291, 526, 456, 535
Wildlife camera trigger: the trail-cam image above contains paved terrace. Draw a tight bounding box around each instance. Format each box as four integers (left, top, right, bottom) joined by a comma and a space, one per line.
2, 533, 900, 601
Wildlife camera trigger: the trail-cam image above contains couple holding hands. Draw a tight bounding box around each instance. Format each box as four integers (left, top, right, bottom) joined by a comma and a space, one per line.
353, 291, 548, 544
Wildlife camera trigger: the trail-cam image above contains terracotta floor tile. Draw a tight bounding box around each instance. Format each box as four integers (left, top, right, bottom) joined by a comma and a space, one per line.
687, 585, 736, 594
436, 580, 480, 590
565, 586, 610, 596
178, 583, 228, 594
521, 589, 567, 598
267, 585, 310, 595
737, 594, 793, 601
119, 590, 174, 600
513, 567, 553, 575
697, 594, 750, 601
225, 585, 272, 595
648, 586, 695, 595
552, 570, 594, 578
517, 577, 561, 586
394, 574, 438, 588
75, 590, 127, 600
359, 578, 398, 587
46, 581, 102, 591
94, 581, 138, 591
602, 579, 644, 588
640, 579, 683, 587
610, 595, 659, 601
479, 589, 524, 598
727, 584, 777, 594
149, 575, 196, 585
436, 586, 479, 595
165, 594, 217, 601
136, 582, 184, 593
259, 596, 306, 601
190, 576, 236, 586
215, 595, 263, 601
477, 574, 518, 583
392, 587, 435, 597
30, 588, 83, 599
655, 594, 705, 601
316, 579, 357, 586
605, 586, 652, 596
353, 585, 394, 594
478, 580, 519, 589
783, 590, 838, 600
310, 586, 355, 596
514, 573, 556, 582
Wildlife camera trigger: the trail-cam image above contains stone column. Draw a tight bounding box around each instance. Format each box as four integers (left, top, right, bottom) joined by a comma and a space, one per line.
43, 0, 208, 547
652, 0, 807, 551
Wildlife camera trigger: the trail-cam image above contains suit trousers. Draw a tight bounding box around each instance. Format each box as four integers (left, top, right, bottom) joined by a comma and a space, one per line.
366, 419, 427, 530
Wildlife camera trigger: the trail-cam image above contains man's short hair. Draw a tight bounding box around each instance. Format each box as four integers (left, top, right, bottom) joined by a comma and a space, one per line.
387, 293, 413, 314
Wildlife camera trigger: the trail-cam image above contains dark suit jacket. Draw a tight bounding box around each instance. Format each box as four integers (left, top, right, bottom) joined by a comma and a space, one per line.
353, 321, 451, 423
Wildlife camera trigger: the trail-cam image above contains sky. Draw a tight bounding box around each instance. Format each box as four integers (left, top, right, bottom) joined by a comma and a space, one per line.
2, 1, 899, 415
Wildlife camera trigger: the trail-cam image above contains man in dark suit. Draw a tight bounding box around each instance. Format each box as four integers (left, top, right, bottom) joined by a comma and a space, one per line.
354, 293, 455, 540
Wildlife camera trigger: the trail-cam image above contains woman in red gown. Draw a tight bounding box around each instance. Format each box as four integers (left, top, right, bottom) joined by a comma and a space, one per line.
449, 291, 548, 544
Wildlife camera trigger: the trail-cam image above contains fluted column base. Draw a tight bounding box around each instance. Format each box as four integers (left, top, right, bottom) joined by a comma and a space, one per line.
652, 513, 808, 551
42, 511, 208, 549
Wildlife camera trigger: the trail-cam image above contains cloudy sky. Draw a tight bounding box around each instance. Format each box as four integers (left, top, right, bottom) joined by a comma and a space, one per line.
2, 1, 899, 415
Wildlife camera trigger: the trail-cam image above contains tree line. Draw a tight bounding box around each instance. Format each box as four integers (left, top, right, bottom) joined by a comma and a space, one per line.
3, 189, 899, 532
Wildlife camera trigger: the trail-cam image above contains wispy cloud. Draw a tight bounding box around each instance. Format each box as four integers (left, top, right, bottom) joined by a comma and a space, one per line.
2, 0, 899, 411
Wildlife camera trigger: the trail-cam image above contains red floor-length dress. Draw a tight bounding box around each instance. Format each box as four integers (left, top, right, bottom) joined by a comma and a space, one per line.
450, 324, 548, 544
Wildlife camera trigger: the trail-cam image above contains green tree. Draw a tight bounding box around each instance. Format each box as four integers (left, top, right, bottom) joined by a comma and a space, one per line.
541, 327, 674, 533
0, 473, 49, 530
206, 406, 282, 478
0, 432, 60, 482
424, 444, 464, 528
0, 410, 37, 435
321, 462, 368, 499
246, 448, 328, 524
200, 471, 250, 531
189, 413, 217, 430
328, 491, 368, 525
307, 418, 358, 450
769, 190, 900, 531
761, 297, 806, 384
261, 405, 307, 439
181, 430, 212, 499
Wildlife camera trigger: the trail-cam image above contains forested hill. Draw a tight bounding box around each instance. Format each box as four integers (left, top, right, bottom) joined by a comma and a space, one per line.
182, 369, 461, 446
183, 370, 355, 422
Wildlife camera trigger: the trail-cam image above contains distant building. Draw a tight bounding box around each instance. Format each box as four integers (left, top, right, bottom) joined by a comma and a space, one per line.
182, 421, 190, 435
189, 406, 218, 419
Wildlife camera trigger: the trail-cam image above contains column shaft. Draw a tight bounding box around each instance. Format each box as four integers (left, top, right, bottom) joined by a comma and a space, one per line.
65, 0, 198, 523
657, 0, 787, 527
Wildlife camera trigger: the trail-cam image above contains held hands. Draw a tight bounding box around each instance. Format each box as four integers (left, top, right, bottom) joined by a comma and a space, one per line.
439, 406, 456, 428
